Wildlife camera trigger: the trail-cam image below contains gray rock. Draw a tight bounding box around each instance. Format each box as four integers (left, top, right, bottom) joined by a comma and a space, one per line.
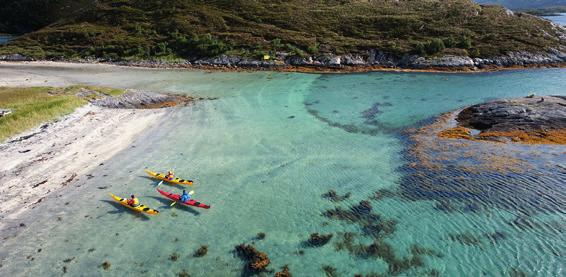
91, 90, 187, 109
0, 109, 12, 117
341, 54, 366, 65
457, 96, 566, 132
0, 54, 33, 61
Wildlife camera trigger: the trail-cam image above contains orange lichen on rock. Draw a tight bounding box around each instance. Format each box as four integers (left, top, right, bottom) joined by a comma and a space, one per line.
478, 129, 566, 145
438, 127, 473, 140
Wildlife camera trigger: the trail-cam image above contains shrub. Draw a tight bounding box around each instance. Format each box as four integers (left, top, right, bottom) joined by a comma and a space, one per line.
425, 38, 445, 55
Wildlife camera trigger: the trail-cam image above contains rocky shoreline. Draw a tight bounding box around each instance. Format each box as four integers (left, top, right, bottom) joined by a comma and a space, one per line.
2, 48, 566, 73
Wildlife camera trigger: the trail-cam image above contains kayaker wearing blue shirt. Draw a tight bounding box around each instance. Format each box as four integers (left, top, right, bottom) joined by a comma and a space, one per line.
180, 190, 191, 202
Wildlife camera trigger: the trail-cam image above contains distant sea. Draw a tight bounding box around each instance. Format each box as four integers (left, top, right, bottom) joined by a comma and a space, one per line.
0, 34, 13, 45
543, 13, 566, 25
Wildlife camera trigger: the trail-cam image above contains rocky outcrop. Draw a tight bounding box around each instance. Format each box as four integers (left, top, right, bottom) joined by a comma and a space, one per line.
0, 54, 33, 61
457, 96, 566, 132
90, 90, 192, 109
439, 95, 566, 144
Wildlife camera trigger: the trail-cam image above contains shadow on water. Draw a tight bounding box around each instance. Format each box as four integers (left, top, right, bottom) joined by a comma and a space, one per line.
100, 200, 151, 221
147, 196, 201, 216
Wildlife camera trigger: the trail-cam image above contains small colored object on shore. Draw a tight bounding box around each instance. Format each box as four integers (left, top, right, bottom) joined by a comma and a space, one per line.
109, 193, 159, 215
157, 188, 211, 209
144, 169, 193, 186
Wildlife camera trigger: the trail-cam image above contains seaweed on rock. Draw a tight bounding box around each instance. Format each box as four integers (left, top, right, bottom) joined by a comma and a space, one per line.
193, 245, 208, 257
234, 244, 271, 275
274, 265, 292, 277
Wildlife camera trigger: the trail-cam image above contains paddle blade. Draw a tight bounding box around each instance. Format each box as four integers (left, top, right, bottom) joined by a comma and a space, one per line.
170, 201, 177, 207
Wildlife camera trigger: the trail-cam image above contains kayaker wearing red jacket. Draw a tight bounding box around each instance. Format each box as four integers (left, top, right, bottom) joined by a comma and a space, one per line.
127, 195, 140, 207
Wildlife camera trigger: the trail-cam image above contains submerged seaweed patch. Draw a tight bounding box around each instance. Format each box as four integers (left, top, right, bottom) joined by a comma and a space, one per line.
193, 245, 208, 257
370, 189, 397, 200
333, 233, 429, 275
101, 261, 111, 270
274, 265, 292, 277
169, 252, 179, 261
322, 190, 351, 202
322, 265, 338, 277
303, 233, 333, 247
323, 201, 397, 239
448, 232, 483, 246
234, 244, 271, 275
400, 114, 566, 216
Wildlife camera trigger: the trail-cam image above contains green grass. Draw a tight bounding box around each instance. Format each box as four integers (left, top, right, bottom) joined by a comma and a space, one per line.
0, 86, 124, 142
0, 0, 564, 60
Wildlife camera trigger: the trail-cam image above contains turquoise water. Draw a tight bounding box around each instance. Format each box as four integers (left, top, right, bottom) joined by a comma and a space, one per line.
543, 13, 566, 25
0, 66, 565, 276
0, 34, 13, 45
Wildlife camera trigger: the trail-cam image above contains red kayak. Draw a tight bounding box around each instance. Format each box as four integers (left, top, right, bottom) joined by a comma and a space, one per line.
157, 188, 211, 209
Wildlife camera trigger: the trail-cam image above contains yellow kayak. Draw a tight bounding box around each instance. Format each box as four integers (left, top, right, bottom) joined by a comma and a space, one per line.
144, 169, 193, 186
109, 193, 159, 215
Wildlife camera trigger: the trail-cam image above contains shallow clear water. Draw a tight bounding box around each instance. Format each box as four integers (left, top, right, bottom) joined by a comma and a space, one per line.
0, 66, 565, 276
543, 13, 566, 26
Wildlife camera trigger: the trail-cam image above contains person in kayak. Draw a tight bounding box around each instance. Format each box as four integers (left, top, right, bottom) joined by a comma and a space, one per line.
127, 195, 140, 207
165, 170, 174, 181
180, 190, 191, 203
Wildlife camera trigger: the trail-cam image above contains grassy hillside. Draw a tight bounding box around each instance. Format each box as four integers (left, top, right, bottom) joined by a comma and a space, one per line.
1, 0, 564, 61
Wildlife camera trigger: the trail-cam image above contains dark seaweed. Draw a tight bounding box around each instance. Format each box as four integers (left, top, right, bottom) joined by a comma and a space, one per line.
322, 265, 338, 277
304, 233, 333, 247
193, 245, 208, 257
274, 265, 292, 277
234, 244, 271, 276
448, 232, 483, 246
255, 232, 266, 240
170, 252, 179, 261
322, 190, 351, 202
101, 261, 111, 270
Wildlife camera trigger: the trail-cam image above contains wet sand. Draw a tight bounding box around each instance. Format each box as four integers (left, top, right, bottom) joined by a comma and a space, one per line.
0, 104, 169, 224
